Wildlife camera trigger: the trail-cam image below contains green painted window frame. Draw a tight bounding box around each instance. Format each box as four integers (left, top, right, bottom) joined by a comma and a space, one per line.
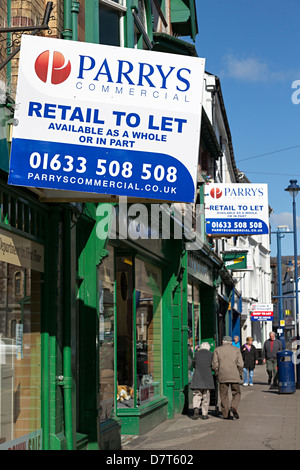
113, 251, 164, 417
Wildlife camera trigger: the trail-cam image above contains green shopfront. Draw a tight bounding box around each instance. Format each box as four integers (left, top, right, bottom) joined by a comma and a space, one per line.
96, 230, 185, 440
0, 0, 205, 450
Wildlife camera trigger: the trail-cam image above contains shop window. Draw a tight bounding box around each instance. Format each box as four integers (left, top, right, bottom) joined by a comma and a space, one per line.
14, 270, 23, 297
135, 259, 162, 406
99, 0, 126, 47
116, 256, 162, 409
116, 256, 134, 407
0, 261, 42, 445
98, 247, 115, 422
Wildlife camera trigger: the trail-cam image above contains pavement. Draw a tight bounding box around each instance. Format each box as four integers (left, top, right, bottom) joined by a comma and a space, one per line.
122, 365, 300, 450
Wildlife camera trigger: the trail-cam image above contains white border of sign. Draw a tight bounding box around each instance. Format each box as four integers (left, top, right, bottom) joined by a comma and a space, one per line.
205, 183, 269, 236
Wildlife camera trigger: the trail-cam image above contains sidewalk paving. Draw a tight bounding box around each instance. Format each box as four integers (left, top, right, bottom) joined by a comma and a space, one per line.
122, 365, 300, 450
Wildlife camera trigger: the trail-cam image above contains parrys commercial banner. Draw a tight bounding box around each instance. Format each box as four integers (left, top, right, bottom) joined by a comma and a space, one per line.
205, 183, 269, 236
8, 35, 205, 203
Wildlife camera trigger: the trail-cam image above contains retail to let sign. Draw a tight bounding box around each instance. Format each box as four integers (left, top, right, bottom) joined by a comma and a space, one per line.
250, 303, 273, 321
8, 35, 205, 203
204, 183, 269, 236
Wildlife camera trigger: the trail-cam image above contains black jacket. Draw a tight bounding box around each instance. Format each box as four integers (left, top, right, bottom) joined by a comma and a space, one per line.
241, 344, 258, 370
190, 349, 215, 390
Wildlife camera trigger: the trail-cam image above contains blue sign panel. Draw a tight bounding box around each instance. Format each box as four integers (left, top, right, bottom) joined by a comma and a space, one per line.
8, 138, 194, 202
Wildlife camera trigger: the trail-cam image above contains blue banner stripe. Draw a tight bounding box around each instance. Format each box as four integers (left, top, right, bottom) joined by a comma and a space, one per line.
8, 138, 195, 202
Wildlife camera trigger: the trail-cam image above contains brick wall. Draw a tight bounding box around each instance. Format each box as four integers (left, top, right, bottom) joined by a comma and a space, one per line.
1, 0, 64, 99
0, 2, 8, 88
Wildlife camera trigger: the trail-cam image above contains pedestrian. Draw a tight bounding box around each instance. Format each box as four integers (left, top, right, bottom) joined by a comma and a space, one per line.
262, 331, 283, 388
212, 336, 243, 420
188, 337, 199, 377
241, 336, 258, 386
188, 337, 194, 376
190, 342, 215, 420
232, 336, 240, 348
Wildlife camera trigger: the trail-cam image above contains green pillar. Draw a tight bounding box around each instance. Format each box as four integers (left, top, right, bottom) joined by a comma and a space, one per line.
172, 248, 190, 415
71, 0, 80, 41
181, 251, 189, 414
124, 0, 135, 48
85, 0, 99, 43
77, 203, 98, 449
62, 209, 75, 450
43, 208, 67, 450
162, 270, 177, 420
172, 280, 182, 413
62, 0, 73, 40
42, 208, 61, 449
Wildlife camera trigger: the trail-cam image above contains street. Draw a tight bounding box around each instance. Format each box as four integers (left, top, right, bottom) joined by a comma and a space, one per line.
122, 365, 300, 451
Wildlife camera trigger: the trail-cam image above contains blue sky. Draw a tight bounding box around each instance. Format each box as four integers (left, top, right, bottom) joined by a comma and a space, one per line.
192, 0, 300, 257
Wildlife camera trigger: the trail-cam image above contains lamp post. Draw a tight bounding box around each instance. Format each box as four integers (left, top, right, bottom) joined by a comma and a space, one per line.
276, 226, 288, 349
285, 179, 300, 387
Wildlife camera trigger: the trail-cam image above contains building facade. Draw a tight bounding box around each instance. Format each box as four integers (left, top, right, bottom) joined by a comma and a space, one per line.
0, 0, 272, 451
0, 0, 221, 451
202, 72, 272, 354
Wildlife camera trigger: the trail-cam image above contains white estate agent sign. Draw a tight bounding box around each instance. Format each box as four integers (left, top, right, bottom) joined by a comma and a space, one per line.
251, 303, 273, 321
204, 183, 269, 236
8, 35, 205, 203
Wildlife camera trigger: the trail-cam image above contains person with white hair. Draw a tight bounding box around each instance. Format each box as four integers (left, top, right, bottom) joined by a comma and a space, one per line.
190, 342, 214, 420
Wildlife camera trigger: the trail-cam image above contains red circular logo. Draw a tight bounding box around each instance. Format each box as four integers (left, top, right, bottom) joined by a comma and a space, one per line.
210, 187, 222, 199
35, 50, 71, 84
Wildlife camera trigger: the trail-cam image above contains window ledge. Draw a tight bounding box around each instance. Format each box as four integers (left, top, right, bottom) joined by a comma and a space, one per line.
116, 397, 168, 416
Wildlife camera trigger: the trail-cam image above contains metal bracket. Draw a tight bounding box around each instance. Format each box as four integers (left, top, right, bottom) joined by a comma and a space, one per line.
0, 1, 54, 72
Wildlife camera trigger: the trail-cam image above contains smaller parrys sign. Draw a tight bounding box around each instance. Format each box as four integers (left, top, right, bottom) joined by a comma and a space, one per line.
205, 183, 269, 236
251, 303, 273, 321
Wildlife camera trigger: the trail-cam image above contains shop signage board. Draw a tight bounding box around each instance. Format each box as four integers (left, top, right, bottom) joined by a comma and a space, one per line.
0, 429, 42, 450
223, 248, 254, 271
8, 35, 206, 203
205, 183, 269, 236
250, 303, 273, 321
222, 251, 247, 270
0, 227, 44, 272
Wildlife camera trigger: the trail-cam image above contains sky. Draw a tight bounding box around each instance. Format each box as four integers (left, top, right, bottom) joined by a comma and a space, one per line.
191, 0, 300, 257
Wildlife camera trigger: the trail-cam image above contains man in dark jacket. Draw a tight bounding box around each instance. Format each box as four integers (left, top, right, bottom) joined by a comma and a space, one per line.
262, 331, 283, 387
190, 342, 214, 420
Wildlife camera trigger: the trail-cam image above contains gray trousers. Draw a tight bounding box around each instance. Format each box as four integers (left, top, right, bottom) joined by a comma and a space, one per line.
266, 359, 278, 385
192, 389, 210, 416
